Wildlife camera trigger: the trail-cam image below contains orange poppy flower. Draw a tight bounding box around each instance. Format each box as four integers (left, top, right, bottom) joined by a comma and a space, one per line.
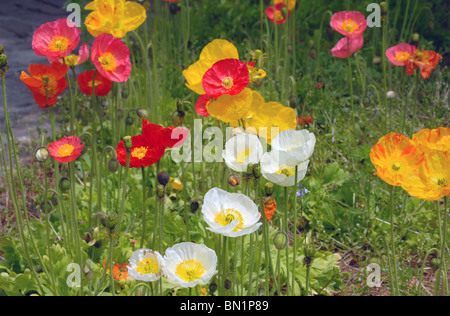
263, 195, 277, 223
370, 133, 425, 186
77, 70, 112, 96
47, 136, 85, 163
20, 62, 69, 108
412, 127, 450, 153
112, 263, 129, 281
405, 49, 442, 79
402, 150, 450, 201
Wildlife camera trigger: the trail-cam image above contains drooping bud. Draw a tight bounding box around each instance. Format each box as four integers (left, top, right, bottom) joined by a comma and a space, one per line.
35, 147, 50, 163
104, 213, 118, 231
386, 90, 397, 100
264, 182, 274, 196
172, 110, 185, 127
380, 2, 388, 14
411, 33, 420, 47
121, 87, 130, 99
252, 164, 261, 180
108, 158, 120, 173
125, 115, 134, 126
372, 56, 382, 66
136, 108, 148, 119
190, 198, 199, 213
157, 171, 170, 186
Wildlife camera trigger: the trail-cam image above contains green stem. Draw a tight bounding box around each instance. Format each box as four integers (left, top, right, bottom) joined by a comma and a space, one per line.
388, 186, 400, 296
291, 166, 298, 295
140, 166, 147, 249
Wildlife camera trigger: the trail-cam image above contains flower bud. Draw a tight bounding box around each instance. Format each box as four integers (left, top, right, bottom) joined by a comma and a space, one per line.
125, 115, 134, 126
190, 198, 199, 213
156, 184, 166, 199
273, 231, 287, 250
209, 280, 218, 295
264, 182, 274, 195
386, 90, 397, 100
411, 33, 420, 46
59, 177, 70, 192
252, 164, 261, 180
104, 213, 118, 231
309, 47, 318, 60
136, 108, 148, 118
108, 158, 120, 173
176, 99, 185, 112
172, 110, 185, 127
227, 174, 241, 187
372, 56, 382, 66
35, 147, 49, 163
281, 6, 289, 19
121, 87, 130, 99
123, 136, 133, 150
224, 278, 232, 290
380, 2, 388, 14
157, 171, 170, 186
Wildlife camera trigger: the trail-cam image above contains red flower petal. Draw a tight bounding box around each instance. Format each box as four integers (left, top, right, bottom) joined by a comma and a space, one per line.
77, 70, 112, 96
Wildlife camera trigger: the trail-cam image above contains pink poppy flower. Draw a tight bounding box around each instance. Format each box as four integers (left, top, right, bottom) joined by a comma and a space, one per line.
91, 33, 131, 82
195, 95, 211, 117
331, 36, 364, 59
330, 11, 367, 38
202, 58, 250, 99
265, 3, 290, 24
48, 43, 90, 67
386, 43, 417, 66
48, 136, 84, 163
32, 18, 81, 58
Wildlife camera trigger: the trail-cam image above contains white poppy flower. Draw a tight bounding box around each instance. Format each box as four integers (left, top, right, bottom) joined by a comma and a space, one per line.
222, 133, 264, 173
202, 187, 262, 237
260, 150, 310, 187
163, 242, 217, 288
127, 249, 165, 282
271, 129, 316, 165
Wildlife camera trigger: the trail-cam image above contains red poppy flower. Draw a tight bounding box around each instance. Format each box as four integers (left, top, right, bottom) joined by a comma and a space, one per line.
195, 95, 211, 117
116, 134, 166, 168
298, 115, 314, 126
91, 33, 131, 82
20, 62, 69, 108
32, 18, 81, 58
266, 4, 290, 24
48, 136, 84, 163
142, 119, 189, 149
77, 70, 112, 96
202, 58, 250, 99
331, 36, 364, 59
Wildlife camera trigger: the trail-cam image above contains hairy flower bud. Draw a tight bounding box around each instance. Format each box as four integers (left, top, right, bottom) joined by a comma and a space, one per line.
136, 108, 148, 119
123, 136, 133, 150
273, 232, 287, 250
59, 177, 70, 192
108, 158, 120, 173
121, 87, 130, 99
228, 174, 241, 187
172, 110, 185, 127
35, 147, 50, 163
157, 171, 170, 186
190, 198, 199, 213
156, 184, 166, 199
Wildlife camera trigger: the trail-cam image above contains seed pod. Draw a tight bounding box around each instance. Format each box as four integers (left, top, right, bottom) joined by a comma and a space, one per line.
108, 158, 120, 173
35, 147, 49, 163
273, 231, 288, 250
252, 164, 261, 180
157, 171, 170, 186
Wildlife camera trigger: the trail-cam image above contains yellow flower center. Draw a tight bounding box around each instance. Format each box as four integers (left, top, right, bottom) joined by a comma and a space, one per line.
48, 36, 70, 52
274, 11, 284, 22
391, 162, 401, 171
215, 208, 244, 231
88, 80, 103, 88
136, 257, 160, 275
99, 52, 117, 72
175, 259, 205, 283
131, 146, 148, 160
276, 167, 295, 176
236, 149, 253, 164
395, 52, 410, 62
341, 19, 359, 33
64, 55, 79, 67
222, 77, 234, 89
57, 144, 75, 158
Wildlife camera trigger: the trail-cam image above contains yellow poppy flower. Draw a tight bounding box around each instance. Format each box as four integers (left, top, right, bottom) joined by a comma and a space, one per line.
207, 88, 263, 126
84, 0, 147, 38
182, 39, 239, 95
402, 150, 450, 201
246, 101, 297, 144
412, 127, 450, 153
